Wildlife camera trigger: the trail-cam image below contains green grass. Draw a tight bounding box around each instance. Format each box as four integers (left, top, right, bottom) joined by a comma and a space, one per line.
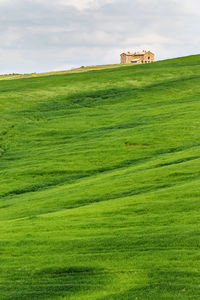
0, 55, 200, 299
0, 64, 121, 81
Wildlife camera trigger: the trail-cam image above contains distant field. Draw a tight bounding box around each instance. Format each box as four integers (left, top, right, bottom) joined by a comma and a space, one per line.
0, 64, 122, 81
0, 55, 200, 300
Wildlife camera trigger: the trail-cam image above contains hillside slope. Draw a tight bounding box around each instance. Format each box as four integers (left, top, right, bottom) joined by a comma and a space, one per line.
0, 64, 121, 81
0, 55, 200, 300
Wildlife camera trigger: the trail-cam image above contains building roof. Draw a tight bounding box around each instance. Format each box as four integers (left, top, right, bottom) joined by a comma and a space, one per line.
121, 50, 153, 56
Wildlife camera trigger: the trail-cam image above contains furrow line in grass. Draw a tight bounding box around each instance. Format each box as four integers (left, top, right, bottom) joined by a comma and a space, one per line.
35, 174, 200, 217
1, 148, 200, 201
64, 175, 200, 211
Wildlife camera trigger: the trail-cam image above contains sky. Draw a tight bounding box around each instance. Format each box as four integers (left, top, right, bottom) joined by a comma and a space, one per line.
0, 0, 199, 74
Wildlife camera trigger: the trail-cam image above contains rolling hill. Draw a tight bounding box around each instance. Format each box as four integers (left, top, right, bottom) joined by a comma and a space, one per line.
0, 55, 200, 300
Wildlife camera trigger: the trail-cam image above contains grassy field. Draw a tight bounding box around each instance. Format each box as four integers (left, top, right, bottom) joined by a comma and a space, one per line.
0, 64, 121, 81
0, 55, 200, 300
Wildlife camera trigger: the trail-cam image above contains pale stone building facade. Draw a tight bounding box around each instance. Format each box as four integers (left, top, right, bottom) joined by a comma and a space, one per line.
120, 50, 155, 64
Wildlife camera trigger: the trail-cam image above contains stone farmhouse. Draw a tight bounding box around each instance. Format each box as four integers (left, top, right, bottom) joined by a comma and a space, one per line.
120, 50, 155, 64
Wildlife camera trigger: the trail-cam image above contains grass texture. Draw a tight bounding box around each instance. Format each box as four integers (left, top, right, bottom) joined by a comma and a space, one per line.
0, 64, 121, 81
0, 55, 200, 299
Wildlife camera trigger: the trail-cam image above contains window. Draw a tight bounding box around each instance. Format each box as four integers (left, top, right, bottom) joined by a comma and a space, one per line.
145, 61, 147, 63
148, 56, 150, 60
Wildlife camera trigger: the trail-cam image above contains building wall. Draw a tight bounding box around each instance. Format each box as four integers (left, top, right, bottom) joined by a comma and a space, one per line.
120, 51, 155, 64
120, 54, 127, 64
143, 52, 155, 63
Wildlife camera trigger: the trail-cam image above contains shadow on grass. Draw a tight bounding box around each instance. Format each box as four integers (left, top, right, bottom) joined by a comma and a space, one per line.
19, 74, 200, 119
99, 270, 200, 300
1, 266, 107, 300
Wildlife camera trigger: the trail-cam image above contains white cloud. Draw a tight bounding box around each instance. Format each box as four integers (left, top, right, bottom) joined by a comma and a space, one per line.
43, 0, 115, 10
180, 0, 200, 16
59, 0, 97, 10
0, 0, 199, 74
0, 0, 12, 5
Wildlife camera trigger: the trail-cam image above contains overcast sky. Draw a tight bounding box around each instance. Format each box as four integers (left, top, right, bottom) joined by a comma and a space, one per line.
0, 0, 199, 74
